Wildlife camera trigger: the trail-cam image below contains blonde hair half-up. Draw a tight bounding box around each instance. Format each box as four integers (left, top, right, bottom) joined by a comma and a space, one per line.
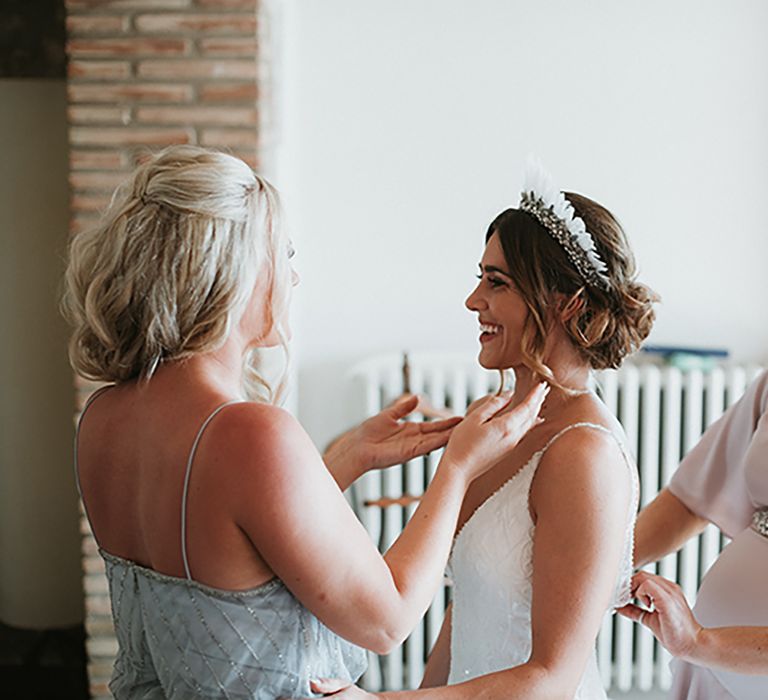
62, 145, 290, 403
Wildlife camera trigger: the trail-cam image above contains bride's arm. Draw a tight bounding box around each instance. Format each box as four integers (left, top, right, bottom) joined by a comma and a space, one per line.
322, 428, 633, 699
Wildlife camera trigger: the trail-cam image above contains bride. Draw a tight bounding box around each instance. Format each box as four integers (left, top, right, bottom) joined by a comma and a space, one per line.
304, 165, 658, 700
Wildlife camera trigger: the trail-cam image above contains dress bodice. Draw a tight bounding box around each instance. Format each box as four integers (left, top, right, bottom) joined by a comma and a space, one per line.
102, 550, 367, 700
447, 423, 638, 699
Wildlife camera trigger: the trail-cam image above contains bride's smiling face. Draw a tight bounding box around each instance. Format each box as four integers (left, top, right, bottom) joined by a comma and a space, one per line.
465, 232, 530, 370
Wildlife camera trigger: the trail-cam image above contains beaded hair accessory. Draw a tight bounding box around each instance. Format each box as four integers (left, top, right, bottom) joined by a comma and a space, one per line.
519, 160, 610, 290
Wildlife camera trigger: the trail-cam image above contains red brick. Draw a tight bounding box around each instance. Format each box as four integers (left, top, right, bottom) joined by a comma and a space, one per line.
70, 171, 130, 191
68, 38, 190, 58
199, 37, 258, 56
66, 15, 129, 35
75, 375, 107, 393
229, 147, 259, 169
88, 636, 119, 658
84, 594, 112, 616
84, 574, 109, 595
80, 515, 94, 535
135, 13, 257, 35
198, 82, 258, 103
81, 530, 99, 556
68, 106, 131, 125
71, 150, 126, 170
70, 217, 97, 235
69, 83, 193, 103
83, 555, 106, 574
67, 0, 190, 8
201, 128, 258, 147
72, 193, 113, 213
137, 59, 257, 80
70, 126, 193, 147
136, 105, 257, 125
68, 60, 132, 80
196, 0, 257, 7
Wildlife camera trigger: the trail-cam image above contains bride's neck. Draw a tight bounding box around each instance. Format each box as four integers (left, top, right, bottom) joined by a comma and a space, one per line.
510, 347, 592, 410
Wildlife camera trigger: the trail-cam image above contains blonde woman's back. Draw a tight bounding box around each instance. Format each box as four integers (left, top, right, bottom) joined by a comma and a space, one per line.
76, 373, 368, 700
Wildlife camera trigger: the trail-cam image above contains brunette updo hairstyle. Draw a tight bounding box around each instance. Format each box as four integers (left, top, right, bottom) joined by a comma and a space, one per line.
488, 192, 658, 378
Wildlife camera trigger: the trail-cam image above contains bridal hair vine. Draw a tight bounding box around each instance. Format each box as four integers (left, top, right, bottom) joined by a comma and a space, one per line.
519, 159, 611, 291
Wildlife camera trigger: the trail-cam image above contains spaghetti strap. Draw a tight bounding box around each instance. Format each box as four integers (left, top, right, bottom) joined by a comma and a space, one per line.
181, 400, 243, 581
73, 385, 115, 507
539, 421, 626, 458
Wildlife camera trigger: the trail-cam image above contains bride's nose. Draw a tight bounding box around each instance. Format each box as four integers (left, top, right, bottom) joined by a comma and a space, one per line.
465, 283, 485, 311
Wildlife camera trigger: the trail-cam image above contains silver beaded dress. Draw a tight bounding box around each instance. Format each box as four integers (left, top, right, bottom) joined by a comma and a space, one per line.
99, 550, 366, 700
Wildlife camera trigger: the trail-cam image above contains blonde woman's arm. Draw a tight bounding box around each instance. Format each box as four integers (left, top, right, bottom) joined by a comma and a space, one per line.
229, 386, 546, 655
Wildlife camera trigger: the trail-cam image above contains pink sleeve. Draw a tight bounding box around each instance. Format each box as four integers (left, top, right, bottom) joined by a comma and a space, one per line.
668, 371, 768, 538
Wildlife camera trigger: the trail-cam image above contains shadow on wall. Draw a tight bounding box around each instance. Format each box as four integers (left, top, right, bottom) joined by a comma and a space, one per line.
0, 78, 83, 629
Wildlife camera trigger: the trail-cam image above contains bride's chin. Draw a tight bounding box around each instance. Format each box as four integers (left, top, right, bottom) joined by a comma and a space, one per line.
477, 353, 501, 370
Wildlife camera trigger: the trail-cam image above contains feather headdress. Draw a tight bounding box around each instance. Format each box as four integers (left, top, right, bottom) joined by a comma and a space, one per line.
519, 159, 610, 290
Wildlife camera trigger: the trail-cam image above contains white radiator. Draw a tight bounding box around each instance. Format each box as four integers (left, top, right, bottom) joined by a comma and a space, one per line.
346, 352, 764, 694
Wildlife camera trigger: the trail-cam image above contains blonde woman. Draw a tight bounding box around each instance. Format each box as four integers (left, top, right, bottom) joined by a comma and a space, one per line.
63, 146, 547, 700
301, 168, 658, 700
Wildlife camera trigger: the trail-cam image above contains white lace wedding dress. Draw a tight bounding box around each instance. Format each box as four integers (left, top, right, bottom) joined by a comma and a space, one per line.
447, 423, 638, 699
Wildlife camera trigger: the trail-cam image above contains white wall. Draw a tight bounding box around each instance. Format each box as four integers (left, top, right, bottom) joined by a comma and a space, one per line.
277, 0, 768, 448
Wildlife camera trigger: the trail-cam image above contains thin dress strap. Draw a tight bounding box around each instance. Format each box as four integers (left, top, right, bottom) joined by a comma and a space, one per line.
74, 385, 115, 512
181, 400, 243, 581
539, 421, 626, 458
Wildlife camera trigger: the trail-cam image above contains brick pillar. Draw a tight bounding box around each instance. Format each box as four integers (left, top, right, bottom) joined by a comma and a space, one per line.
64, 1, 271, 696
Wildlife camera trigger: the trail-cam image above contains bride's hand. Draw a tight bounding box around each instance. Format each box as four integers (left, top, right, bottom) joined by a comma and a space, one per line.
441, 383, 548, 483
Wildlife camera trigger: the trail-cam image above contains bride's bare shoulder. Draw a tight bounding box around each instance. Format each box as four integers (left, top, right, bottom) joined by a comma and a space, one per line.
532, 418, 633, 508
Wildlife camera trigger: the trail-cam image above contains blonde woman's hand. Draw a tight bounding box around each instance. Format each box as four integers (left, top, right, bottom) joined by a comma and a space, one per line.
355, 394, 462, 469
441, 383, 548, 483
617, 571, 703, 661
323, 395, 462, 489
287, 678, 379, 699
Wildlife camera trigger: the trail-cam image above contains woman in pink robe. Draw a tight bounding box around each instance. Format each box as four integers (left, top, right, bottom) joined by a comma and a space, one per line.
630, 370, 768, 699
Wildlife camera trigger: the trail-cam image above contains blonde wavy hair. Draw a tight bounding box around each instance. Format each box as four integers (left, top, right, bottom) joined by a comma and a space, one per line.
62, 145, 290, 402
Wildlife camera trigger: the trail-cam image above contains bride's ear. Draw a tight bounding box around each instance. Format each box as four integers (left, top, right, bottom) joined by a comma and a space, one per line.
556, 289, 586, 323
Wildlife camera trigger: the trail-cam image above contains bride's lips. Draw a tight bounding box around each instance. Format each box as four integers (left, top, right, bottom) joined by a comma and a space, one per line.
479, 321, 502, 344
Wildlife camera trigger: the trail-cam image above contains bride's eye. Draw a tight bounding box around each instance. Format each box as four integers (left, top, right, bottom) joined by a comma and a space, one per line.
488, 277, 506, 289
